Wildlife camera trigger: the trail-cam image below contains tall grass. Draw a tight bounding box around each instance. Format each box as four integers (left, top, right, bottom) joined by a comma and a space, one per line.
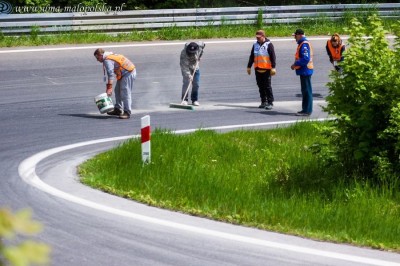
79, 122, 400, 251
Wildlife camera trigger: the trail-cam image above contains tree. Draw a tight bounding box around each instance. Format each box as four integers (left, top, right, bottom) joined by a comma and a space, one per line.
324, 15, 400, 182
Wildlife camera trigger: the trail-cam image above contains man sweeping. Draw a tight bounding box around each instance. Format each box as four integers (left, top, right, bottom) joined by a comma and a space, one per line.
94, 48, 137, 119
180, 41, 205, 106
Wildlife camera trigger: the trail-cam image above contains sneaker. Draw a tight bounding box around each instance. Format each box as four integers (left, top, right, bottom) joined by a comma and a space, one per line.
259, 102, 267, 108
192, 101, 200, 106
107, 108, 122, 116
264, 103, 273, 110
182, 100, 189, 106
119, 112, 131, 119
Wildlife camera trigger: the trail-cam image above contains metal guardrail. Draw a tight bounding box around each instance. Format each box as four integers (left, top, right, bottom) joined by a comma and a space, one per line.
0, 3, 399, 35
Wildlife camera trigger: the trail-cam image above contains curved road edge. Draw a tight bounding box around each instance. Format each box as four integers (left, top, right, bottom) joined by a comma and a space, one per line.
18, 118, 400, 266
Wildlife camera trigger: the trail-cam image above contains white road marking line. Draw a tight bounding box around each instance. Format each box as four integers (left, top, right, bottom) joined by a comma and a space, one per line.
18, 120, 399, 266
3, 36, 396, 54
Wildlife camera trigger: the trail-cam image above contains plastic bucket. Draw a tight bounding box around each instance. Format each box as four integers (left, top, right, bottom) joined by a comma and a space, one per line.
94, 93, 114, 114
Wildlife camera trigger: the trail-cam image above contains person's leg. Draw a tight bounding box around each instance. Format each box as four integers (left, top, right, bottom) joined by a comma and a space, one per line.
265, 70, 274, 104
255, 71, 267, 105
191, 69, 200, 102
300, 75, 313, 114
304, 75, 313, 114
120, 70, 136, 115
114, 80, 122, 111
181, 75, 191, 101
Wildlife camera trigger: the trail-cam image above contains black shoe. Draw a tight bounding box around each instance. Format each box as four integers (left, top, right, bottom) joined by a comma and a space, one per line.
296, 111, 311, 116
107, 108, 122, 116
119, 112, 131, 119
259, 102, 267, 108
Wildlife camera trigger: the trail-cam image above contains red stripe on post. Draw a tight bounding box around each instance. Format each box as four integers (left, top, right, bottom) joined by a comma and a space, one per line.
141, 126, 150, 143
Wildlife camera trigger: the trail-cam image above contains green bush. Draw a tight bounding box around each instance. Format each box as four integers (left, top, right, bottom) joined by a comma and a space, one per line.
323, 15, 400, 182
0, 208, 50, 266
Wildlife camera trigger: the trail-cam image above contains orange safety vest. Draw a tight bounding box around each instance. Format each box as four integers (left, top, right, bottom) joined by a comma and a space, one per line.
327, 40, 343, 61
294, 41, 313, 70
253, 41, 272, 69
105, 54, 135, 80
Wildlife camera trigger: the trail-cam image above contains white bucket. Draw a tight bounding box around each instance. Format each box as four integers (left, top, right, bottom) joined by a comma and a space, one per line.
94, 93, 114, 114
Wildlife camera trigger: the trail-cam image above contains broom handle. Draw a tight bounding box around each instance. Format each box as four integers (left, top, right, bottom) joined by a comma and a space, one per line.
181, 59, 200, 104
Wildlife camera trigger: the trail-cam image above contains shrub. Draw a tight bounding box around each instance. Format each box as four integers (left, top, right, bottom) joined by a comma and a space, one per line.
323, 15, 400, 182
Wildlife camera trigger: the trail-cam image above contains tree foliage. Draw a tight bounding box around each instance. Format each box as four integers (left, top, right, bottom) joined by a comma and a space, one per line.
324, 15, 400, 182
0, 208, 50, 266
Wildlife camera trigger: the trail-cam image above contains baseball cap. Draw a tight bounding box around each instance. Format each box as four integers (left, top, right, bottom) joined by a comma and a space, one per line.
292, 29, 305, 36
256, 30, 265, 37
186, 42, 199, 54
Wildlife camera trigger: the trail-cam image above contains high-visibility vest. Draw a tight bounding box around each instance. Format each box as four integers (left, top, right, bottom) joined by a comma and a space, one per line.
105, 54, 135, 80
294, 41, 313, 70
253, 41, 272, 69
327, 40, 343, 61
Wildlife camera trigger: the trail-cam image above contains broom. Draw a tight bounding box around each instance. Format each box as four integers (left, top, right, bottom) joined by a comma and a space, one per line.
169, 60, 199, 110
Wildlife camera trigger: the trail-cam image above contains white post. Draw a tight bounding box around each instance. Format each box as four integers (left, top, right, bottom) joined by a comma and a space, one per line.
141, 115, 151, 163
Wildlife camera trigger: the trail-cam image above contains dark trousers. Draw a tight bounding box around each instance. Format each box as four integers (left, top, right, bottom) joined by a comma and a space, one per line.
300, 75, 313, 114
255, 70, 274, 104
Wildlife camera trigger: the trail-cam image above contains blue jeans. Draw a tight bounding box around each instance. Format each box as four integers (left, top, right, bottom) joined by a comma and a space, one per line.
300, 75, 313, 114
182, 69, 200, 102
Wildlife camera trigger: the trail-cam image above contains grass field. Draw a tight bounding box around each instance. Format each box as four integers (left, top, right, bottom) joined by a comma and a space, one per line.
79, 122, 400, 252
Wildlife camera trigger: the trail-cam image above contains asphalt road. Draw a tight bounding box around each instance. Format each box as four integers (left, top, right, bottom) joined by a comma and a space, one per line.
1, 38, 399, 266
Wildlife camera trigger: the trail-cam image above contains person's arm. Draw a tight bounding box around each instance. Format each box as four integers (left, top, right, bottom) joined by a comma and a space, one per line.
247, 45, 255, 68
103, 60, 116, 82
246, 45, 255, 75
296, 43, 311, 67
197, 41, 205, 60
268, 42, 276, 68
326, 42, 333, 63
103, 60, 115, 95
340, 45, 346, 62
268, 42, 277, 75
180, 49, 191, 78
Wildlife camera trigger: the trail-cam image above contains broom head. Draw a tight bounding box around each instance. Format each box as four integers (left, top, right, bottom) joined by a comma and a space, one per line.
169, 103, 194, 110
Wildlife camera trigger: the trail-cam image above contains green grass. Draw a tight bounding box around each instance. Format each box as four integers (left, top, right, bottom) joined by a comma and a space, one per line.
79, 122, 400, 252
1, 15, 399, 47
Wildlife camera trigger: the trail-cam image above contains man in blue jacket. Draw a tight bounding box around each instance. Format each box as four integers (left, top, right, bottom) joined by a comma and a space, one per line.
290, 29, 313, 116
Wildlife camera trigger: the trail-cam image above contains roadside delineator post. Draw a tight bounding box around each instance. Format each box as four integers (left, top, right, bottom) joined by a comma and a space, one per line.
141, 115, 151, 164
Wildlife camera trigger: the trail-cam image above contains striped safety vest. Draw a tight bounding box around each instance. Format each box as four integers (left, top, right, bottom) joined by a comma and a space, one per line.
253, 41, 272, 69
327, 40, 343, 61
105, 54, 135, 80
294, 41, 313, 70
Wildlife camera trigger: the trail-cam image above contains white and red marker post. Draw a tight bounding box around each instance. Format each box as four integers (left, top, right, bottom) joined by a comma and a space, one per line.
141, 115, 151, 163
